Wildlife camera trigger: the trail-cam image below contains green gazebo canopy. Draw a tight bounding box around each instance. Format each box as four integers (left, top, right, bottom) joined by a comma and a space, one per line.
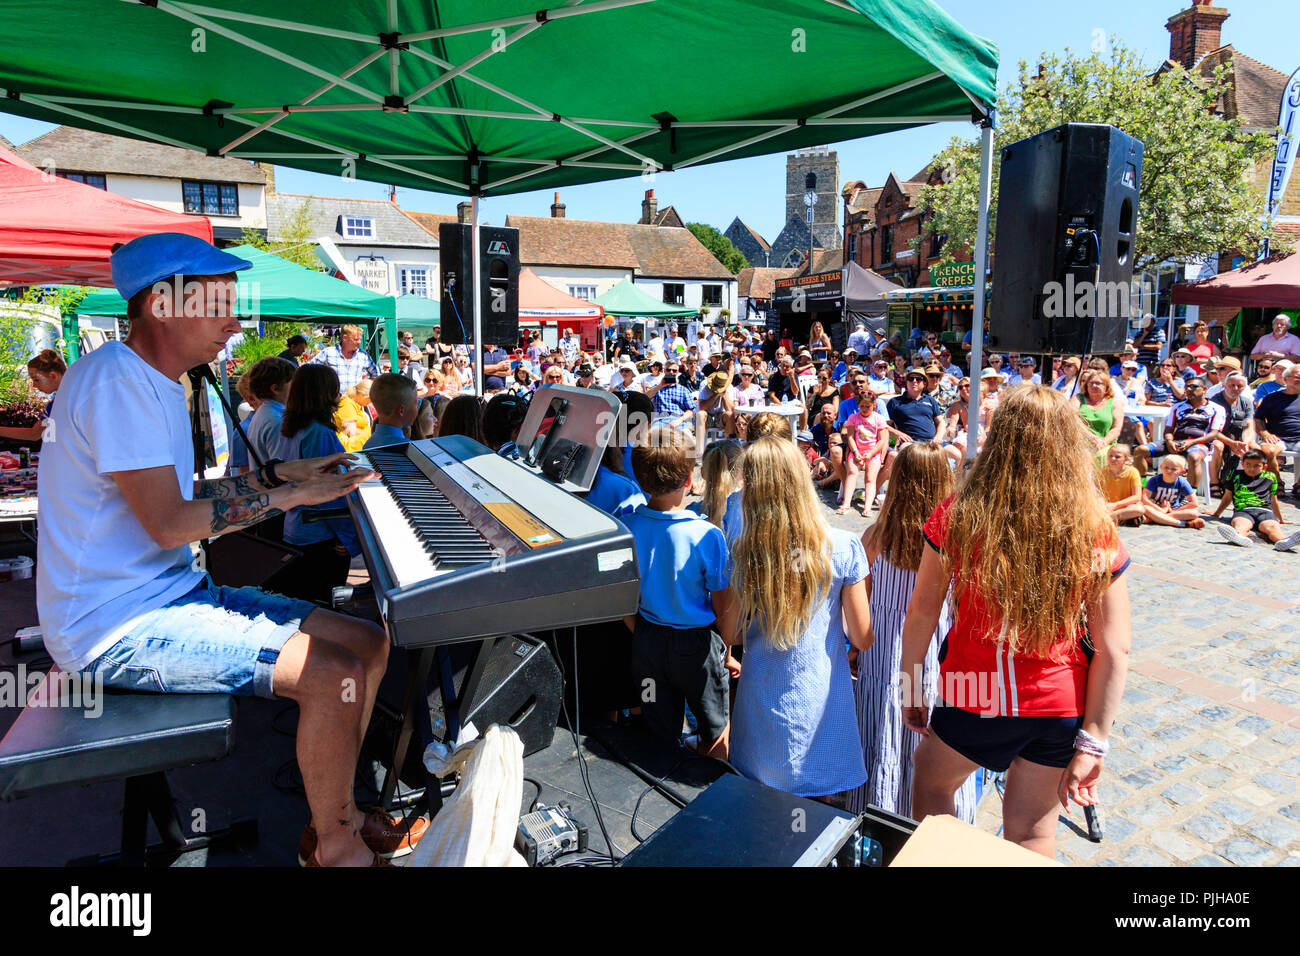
75, 244, 396, 322
0, 1, 996, 197
593, 279, 697, 319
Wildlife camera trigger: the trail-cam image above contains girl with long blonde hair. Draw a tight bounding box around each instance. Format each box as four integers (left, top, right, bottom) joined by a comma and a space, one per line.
727, 437, 873, 801
691, 440, 742, 528
848, 443, 977, 821
903, 385, 1132, 857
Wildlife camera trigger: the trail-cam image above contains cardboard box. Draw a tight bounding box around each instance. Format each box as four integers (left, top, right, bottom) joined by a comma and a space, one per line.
888, 814, 1061, 867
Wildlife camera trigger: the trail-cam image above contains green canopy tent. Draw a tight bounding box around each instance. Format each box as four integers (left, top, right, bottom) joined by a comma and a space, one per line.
388, 293, 441, 352
0, 0, 997, 447
74, 243, 396, 329
593, 279, 696, 319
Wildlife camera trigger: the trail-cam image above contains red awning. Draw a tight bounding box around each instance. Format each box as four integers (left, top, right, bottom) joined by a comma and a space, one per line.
0, 143, 212, 287
1172, 242, 1300, 309
517, 267, 604, 321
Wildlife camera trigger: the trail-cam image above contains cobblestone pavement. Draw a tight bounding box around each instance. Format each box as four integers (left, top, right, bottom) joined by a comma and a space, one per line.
820, 483, 1300, 866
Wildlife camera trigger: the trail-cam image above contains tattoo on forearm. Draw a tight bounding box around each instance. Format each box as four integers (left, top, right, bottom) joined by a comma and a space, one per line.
209, 495, 283, 534
195, 473, 261, 499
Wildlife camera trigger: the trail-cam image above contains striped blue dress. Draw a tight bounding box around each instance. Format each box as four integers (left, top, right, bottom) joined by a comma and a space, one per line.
847, 552, 977, 822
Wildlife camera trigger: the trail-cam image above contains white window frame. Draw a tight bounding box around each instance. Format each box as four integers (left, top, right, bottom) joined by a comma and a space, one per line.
568, 285, 597, 301
399, 266, 430, 298
344, 215, 375, 238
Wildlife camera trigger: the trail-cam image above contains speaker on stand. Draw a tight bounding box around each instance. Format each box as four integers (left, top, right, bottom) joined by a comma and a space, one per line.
438, 223, 520, 347
989, 123, 1143, 357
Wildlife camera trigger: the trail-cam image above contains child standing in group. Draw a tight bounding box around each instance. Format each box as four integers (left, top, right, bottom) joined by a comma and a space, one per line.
1142, 454, 1204, 528
727, 438, 873, 803
689, 439, 742, 528
624, 428, 737, 757
1101, 444, 1145, 526
362, 373, 419, 450
848, 443, 978, 822
1211, 448, 1300, 551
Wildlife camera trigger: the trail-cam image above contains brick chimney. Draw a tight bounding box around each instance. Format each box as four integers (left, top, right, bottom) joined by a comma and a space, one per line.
255, 162, 276, 195
1166, 1, 1229, 70
640, 188, 657, 225
457, 201, 472, 224
550, 191, 566, 218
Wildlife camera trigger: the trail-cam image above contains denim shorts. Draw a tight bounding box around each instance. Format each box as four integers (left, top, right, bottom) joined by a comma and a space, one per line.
81, 579, 317, 699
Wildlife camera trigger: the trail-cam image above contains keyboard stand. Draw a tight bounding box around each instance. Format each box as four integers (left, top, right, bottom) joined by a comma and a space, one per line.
378, 640, 490, 817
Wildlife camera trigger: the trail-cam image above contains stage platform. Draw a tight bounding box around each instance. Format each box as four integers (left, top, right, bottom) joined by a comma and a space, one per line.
0, 538, 726, 867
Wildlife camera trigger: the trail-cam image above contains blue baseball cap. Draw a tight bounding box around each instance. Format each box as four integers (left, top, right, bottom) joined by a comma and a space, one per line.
110, 232, 252, 301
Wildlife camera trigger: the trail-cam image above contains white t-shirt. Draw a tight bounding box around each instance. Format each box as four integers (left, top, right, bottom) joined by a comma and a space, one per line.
37, 342, 204, 671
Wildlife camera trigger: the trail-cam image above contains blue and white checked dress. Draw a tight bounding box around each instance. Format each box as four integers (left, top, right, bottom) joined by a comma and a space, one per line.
847, 552, 977, 822
729, 529, 869, 798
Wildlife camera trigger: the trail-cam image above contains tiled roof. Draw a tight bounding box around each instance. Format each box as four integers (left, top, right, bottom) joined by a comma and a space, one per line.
738, 266, 799, 299
804, 248, 844, 275
505, 214, 639, 269
402, 209, 457, 239
0, 134, 14, 153
16, 125, 265, 183
651, 205, 685, 228
732, 219, 770, 251
846, 185, 883, 214
898, 180, 925, 201
625, 224, 734, 279
504, 215, 732, 279
267, 193, 436, 247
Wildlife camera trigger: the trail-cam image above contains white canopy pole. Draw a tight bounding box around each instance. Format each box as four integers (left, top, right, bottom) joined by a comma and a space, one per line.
965, 110, 996, 462
471, 193, 484, 396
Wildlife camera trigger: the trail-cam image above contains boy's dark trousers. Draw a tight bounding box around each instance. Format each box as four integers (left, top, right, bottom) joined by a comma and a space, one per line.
631, 614, 729, 747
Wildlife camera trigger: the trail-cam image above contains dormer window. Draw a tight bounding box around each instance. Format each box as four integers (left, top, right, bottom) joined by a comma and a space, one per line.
343, 215, 374, 238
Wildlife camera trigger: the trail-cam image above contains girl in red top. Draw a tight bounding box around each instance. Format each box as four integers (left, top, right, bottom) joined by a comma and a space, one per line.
900, 385, 1132, 858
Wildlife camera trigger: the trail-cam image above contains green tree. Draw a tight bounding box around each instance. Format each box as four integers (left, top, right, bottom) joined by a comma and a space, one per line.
916, 41, 1281, 273
240, 197, 323, 271
686, 222, 749, 274
0, 286, 88, 406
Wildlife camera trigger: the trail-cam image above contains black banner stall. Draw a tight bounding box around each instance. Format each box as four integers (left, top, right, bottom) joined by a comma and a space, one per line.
773, 268, 845, 351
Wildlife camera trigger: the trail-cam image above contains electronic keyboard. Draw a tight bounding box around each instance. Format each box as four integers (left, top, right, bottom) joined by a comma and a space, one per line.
347, 436, 639, 647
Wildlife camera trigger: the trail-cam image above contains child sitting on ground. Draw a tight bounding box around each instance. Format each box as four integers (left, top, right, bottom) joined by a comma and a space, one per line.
362, 373, 419, 450
1211, 448, 1300, 551
796, 429, 833, 483
1142, 454, 1204, 528
624, 427, 739, 757
1101, 443, 1145, 526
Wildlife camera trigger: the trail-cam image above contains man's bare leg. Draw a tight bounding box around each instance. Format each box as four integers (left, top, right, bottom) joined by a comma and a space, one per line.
299, 609, 389, 754
272, 629, 381, 867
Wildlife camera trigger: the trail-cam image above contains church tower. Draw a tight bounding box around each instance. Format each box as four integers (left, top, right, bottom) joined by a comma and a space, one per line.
785, 146, 841, 251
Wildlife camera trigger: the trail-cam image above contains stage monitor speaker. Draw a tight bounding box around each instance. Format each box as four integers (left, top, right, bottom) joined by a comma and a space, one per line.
438, 223, 520, 347
427, 634, 562, 758
989, 123, 1143, 356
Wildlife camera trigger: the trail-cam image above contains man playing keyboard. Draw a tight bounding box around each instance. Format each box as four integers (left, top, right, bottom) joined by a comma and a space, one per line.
36, 233, 426, 867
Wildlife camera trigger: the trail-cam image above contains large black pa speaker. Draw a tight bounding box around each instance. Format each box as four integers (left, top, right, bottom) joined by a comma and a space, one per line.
989, 123, 1143, 355
428, 634, 562, 757
438, 223, 520, 346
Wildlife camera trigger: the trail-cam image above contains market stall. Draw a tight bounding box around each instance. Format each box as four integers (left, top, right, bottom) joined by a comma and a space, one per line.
517, 268, 604, 352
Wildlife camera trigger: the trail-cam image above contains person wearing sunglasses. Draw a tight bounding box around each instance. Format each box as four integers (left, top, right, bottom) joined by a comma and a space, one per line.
1006, 357, 1041, 388
1145, 360, 1185, 406
1133, 377, 1224, 488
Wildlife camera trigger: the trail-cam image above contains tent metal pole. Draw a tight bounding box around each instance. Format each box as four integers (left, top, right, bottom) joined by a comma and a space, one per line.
472, 194, 484, 396
965, 111, 995, 462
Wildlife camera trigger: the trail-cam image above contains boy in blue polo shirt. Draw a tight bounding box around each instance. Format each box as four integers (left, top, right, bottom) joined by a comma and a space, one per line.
623, 427, 737, 757
362, 373, 418, 450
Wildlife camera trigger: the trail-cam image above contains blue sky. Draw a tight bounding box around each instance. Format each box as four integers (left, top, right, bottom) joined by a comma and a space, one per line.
1, 1, 1294, 243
